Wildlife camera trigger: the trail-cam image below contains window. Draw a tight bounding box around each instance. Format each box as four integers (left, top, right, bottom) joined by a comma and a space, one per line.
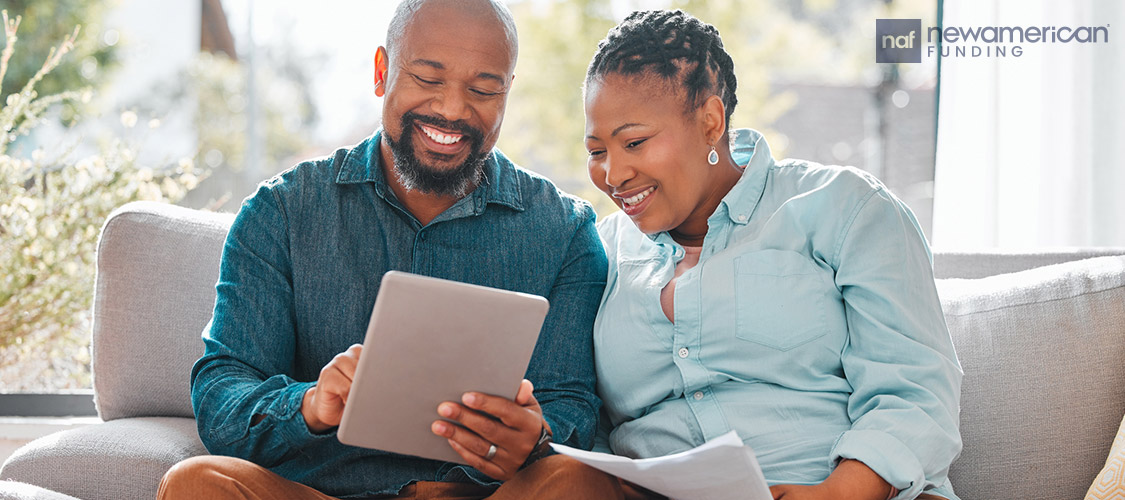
1, 0, 937, 406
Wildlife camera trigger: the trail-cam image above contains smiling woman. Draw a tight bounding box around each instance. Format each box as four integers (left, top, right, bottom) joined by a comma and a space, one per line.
584, 72, 742, 241
584, 9, 960, 500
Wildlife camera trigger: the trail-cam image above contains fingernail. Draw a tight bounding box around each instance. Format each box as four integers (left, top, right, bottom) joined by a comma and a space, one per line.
438, 403, 454, 418
462, 393, 478, 405
432, 421, 447, 434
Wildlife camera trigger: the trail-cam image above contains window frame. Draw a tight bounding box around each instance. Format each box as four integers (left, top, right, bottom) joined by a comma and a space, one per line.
0, 392, 97, 417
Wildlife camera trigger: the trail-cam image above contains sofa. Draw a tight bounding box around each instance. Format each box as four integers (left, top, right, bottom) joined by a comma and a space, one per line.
2, 201, 1124, 500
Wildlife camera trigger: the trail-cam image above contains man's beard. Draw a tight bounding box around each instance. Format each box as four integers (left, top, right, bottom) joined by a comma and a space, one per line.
384, 111, 489, 198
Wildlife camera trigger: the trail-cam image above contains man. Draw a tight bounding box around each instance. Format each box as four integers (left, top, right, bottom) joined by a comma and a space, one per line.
157, 0, 612, 498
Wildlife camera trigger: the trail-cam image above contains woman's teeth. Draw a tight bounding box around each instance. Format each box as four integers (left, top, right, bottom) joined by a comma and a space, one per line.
623, 187, 655, 206
421, 126, 463, 145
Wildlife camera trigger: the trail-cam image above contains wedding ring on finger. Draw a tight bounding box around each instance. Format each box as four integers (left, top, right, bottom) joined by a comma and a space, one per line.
485, 444, 498, 461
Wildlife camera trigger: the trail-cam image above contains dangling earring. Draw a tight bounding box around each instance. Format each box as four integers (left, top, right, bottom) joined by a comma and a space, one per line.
707, 145, 719, 165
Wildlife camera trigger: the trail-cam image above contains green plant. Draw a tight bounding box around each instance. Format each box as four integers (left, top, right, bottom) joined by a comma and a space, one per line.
0, 0, 118, 125
0, 12, 202, 390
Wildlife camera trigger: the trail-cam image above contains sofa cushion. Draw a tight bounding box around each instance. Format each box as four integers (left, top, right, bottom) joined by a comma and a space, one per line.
0, 482, 80, 500
0, 417, 207, 500
933, 248, 1125, 279
1086, 412, 1125, 499
937, 255, 1125, 500
93, 202, 233, 420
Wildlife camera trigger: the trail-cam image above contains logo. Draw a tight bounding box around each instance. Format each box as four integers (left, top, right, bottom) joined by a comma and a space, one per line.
876, 19, 922, 63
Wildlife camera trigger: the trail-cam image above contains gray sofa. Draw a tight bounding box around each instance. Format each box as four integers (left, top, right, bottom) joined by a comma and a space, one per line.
3, 201, 1124, 500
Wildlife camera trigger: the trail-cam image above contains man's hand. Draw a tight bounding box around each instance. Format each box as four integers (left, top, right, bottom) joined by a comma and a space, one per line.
431, 379, 549, 481
301, 344, 363, 434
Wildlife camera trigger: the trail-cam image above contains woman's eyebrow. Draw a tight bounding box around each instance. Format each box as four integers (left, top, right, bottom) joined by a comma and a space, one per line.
612, 123, 643, 137
586, 123, 644, 141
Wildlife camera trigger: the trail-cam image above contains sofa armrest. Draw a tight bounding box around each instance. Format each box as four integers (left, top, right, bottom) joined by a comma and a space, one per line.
92, 202, 233, 420
938, 255, 1125, 500
0, 418, 207, 500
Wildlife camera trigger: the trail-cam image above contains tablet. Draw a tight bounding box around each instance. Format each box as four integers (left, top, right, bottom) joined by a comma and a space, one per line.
337, 271, 550, 464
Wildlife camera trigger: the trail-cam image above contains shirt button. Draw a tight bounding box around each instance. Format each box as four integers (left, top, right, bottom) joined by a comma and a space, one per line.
693, 391, 704, 400
677, 347, 689, 358
738, 214, 747, 222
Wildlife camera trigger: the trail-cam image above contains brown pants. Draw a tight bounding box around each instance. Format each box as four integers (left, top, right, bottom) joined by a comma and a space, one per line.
157, 454, 657, 500
157, 454, 948, 500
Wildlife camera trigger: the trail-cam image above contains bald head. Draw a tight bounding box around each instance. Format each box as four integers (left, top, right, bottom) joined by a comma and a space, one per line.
375, 0, 520, 200
386, 0, 518, 62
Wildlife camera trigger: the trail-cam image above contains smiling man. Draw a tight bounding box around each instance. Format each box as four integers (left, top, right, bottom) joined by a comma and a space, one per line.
156, 1, 611, 499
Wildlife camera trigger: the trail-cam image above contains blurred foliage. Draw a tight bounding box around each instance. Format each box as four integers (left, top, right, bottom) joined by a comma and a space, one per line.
0, 12, 202, 389
168, 51, 315, 174
134, 48, 317, 211
0, 0, 119, 123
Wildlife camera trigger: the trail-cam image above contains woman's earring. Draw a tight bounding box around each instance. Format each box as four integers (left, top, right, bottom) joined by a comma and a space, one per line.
707, 145, 719, 165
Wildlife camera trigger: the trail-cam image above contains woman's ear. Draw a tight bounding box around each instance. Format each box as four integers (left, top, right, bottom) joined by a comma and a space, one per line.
374, 46, 389, 97
700, 95, 727, 145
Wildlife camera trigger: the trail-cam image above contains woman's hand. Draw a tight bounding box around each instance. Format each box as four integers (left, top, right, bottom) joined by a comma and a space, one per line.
770, 459, 894, 500
769, 483, 836, 500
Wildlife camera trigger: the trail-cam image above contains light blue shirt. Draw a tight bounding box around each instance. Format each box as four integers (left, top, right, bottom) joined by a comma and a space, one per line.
593, 129, 962, 499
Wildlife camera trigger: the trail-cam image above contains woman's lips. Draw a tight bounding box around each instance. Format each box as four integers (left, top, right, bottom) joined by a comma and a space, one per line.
616, 186, 656, 217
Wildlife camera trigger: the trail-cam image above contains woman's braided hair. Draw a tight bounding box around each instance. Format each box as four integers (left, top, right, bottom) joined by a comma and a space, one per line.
586, 10, 738, 130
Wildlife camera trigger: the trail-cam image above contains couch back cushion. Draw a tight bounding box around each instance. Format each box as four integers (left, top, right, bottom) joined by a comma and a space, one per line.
92, 201, 233, 420
937, 255, 1125, 500
933, 248, 1125, 279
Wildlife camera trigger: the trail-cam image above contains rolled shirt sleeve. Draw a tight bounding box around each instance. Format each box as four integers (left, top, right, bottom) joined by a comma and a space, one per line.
829, 185, 963, 498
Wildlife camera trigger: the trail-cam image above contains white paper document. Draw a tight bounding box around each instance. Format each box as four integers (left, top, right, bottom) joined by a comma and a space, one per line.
549, 431, 772, 500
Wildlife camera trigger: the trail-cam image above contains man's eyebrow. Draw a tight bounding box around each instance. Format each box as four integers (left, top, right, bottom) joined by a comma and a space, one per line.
409, 59, 507, 86
410, 58, 445, 70
476, 72, 507, 85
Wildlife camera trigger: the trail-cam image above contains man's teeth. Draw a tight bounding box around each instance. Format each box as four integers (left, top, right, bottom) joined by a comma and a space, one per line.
623, 187, 655, 206
421, 126, 463, 145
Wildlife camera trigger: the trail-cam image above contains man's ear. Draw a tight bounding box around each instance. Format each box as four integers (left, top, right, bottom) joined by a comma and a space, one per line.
374, 46, 388, 97
701, 95, 727, 145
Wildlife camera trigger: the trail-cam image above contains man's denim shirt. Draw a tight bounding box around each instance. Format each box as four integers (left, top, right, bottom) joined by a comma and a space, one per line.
191, 131, 608, 498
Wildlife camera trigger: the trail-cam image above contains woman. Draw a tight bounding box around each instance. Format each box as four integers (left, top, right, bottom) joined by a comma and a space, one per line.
583, 10, 961, 500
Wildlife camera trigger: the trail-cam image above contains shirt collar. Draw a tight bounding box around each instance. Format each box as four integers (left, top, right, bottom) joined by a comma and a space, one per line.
335, 129, 525, 213
715, 128, 773, 226
647, 128, 775, 244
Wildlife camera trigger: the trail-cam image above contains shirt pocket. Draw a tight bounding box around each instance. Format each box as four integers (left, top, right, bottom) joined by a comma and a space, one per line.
734, 249, 830, 351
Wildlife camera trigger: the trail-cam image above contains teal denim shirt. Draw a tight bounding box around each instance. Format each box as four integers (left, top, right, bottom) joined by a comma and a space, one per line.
594, 129, 962, 500
191, 131, 607, 498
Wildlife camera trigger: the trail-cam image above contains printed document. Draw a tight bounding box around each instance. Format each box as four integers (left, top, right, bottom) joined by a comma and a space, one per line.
549, 430, 772, 500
